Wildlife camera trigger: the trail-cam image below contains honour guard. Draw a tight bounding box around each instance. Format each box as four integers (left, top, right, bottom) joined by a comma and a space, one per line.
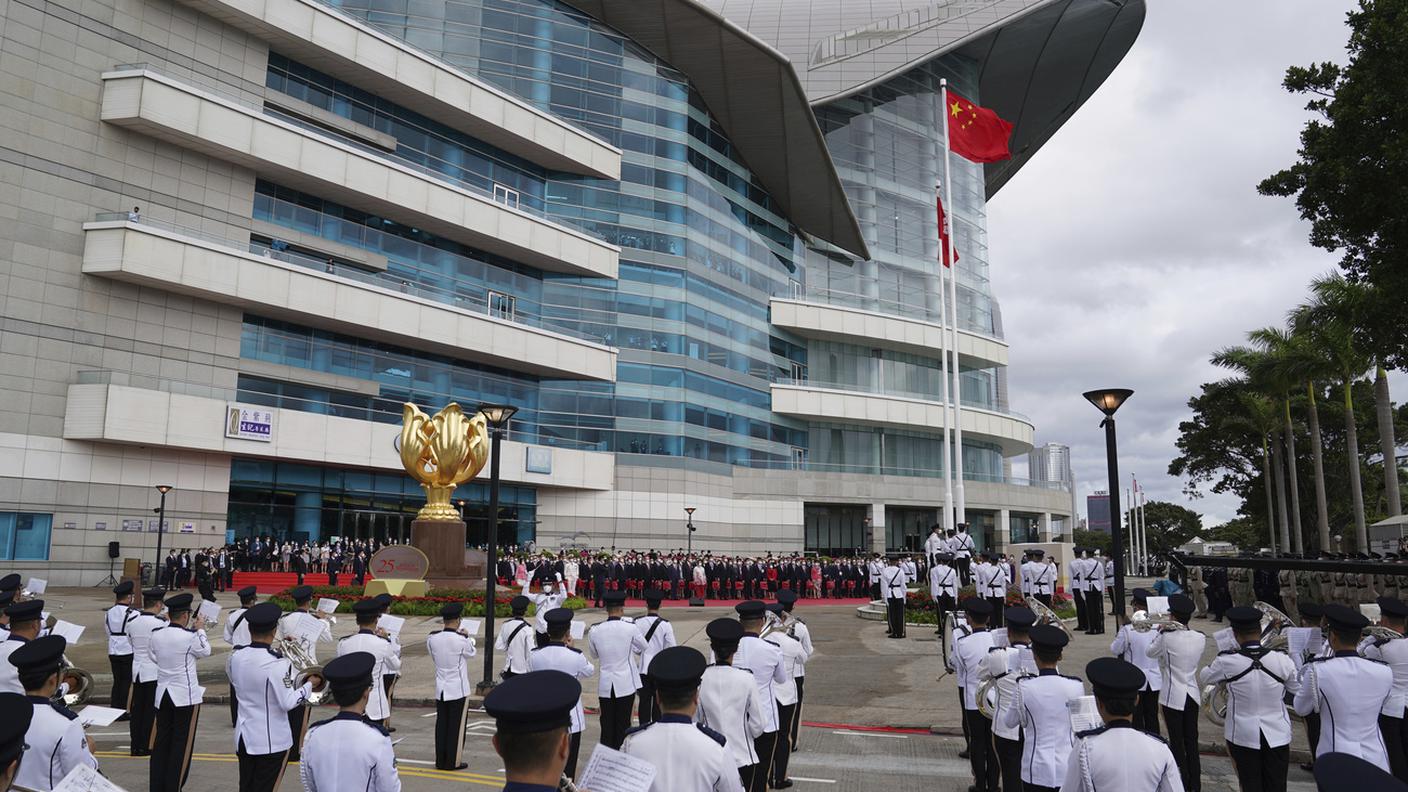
527, 608, 594, 780
999, 625, 1082, 792
336, 599, 402, 728
1071, 549, 1089, 633
151, 593, 210, 792
1065, 657, 1182, 791
765, 603, 805, 789
224, 585, 258, 727
733, 600, 786, 792
636, 589, 677, 726
953, 524, 976, 586
1198, 605, 1298, 792
0, 601, 43, 694
588, 591, 647, 749
426, 602, 477, 771
495, 596, 535, 680
976, 552, 1009, 628
127, 587, 166, 756
105, 581, 138, 719
1363, 597, 1408, 781
11, 636, 98, 791
777, 590, 812, 753
484, 670, 582, 792
299, 652, 401, 792
1030, 550, 1056, 606
929, 553, 959, 635
230, 602, 322, 792
0, 692, 32, 791
986, 606, 1037, 792
952, 598, 996, 792
698, 618, 766, 790
276, 585, 332, 760
1111, 589, 1163, 735
1294, 604, 1394, 771
924, 524, 946, 569
622, 646, 744, 792
1148, 594, 1205, 792
1085, 551, 1106, 635
881, 557, 908, 638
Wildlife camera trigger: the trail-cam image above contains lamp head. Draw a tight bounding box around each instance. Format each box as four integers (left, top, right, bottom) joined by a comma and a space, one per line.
684, 507, 696, 516
1082, 389, 1134, 417
477, 403, 518, 428
155, 485, 173, 494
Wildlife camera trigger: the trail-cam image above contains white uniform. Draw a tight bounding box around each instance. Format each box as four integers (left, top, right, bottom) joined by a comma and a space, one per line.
426, 629, 476, 701
588, 618, 648, 698
277, 610, 333, 664
1110, 625, 1162, 695
300, 711, 401, 792
105, 604, 138, 656
337, 630, 402, 721
923, 532, 946, 563
929, 564, 958, 601
951, 629, 996, 709
152, 625, 212, 706
789, 620, 813, 677
1000, 671, 1084, 787
733, 635, 786, 732
977, 563, 1007, 600
983, 643, 1035, 741
881, 565, 907, 600
622, 715, 745, 792
528, 644, 594, 734
1293, 652, 1394, 768
1061, 722, 1183, 792
1148, 628, 1207, 710
1085, 557, 1106, 594
128, 612, 164, 683
224, 607, 251, 648
953, 532, 975, 563
901, 559, 917, 584
1031, 562, 1057, 598
635, 614, 678, 676
1361, 634, 1408, 718
524, 582, 566, 634
0, 637, 28, 693
1199, 644, 1298, 748
1020, 561, 1034, 596
228, 642, 315, 754
494, 616, 535, 675
771, 630, 804, 707
16, 698, 99, 791
697, 664, 766, 767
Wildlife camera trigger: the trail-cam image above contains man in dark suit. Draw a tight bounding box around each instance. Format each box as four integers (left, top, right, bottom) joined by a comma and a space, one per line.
592, 558, 607, 607
327, 550, 342, 586
668, 561, 683, 600
353, 551, 367, 586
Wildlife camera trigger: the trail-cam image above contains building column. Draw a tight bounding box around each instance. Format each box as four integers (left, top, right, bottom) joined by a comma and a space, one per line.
868, 503, 886, 555
1040, 512, 1053, 543
294, 491, 321, 542
997, 508, 1011, 551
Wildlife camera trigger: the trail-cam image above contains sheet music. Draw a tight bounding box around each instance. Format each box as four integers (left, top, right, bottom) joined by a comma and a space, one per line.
990, 628, 1009, 648
1285, 627, 1323, 670
461, 619, 481, 637
76, 705, 126, 727
577, 744, 657, 792
1068, 695, 1102, 735
197, 600, 221, 626
570, 620, 586, 640
377, 614, 405, 637
316, 598, 339, 615
50, 619, 84, 646
1362, 603, 1382, 623
288, 616, 327, 646
52, 764, 128, 791
1214, 627, 1236, 652
25, 577, 46, 595
1145, 596, 1169, 616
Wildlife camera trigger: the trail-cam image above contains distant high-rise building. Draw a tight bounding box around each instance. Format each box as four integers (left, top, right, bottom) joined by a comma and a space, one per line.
1030, 444, 1072, 488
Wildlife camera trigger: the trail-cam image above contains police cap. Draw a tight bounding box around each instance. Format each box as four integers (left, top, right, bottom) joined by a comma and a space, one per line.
113, 581, 134, 597
1324, 604, 1370, 633
242, 601, 282, 632
1004, 606, 1037, 630
543, 608, 573, 628
734, 600, 766, 620
164, 593, 194, 614
322, 651, 375, 694
237, 586, 257, 602
705, 618, 744, 644
1086, 657, 1146, 698
8, 635, 66, 675
1167, 594, 1196, 616
647, 646, 707, 693
510, 596, 530, 614
1028, 625, 1069, 651
483, 670, 580, 734
289, 586, 314, 602
1226, 606, 1262, 630
5, 600, 42, 624
0, 692, 31, 765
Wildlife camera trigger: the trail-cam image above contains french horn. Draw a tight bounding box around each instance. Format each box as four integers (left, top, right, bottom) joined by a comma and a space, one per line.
1130, 611, 1187, 632
275, 635, 328, 704
1025, 596, 1074, 640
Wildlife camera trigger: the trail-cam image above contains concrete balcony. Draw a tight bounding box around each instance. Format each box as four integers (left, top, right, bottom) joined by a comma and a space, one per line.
99, 68, 619, 279
62, 381, 614, 491
175, 0, 620, 178
770, 297, 1008, 369
81, 219, 617, 382
769, 381, 1035, 456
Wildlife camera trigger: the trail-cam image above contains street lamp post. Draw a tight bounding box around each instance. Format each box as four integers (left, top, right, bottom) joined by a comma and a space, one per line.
1083, 388, 1133, 625
684, 507, 696, 555
153, 485, 173, 589
476, 403, 517, 695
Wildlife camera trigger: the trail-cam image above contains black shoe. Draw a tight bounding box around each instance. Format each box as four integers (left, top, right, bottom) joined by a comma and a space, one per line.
958, 750, 970, 759
1300, 762, 1314, 772
116, 714, 131, 722
387, 726, 397, 733
773, 781, 793, 789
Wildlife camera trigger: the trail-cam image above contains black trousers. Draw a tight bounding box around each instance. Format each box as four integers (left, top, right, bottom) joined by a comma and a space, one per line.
129, 680, 157, 756
1305, 712, 1320, 762
434, 696, 469, 769
151, 694, 200, 792
886, 597, 906, 637
739, 763, 761, 792
959, 690, 970, 745
228, 682, 238, 727
958, 561, 972, 587
1073, 589, 1088, 631
599, 693, 635, 749
994, 733, 1023, 792
565, 731, 581, 779
1024, 785, 1058, 792
1162, 699, 1201, 792
109, 653, 133, 713
771, 703, 795, 784
791, 677, 805, 751
750, 732, 778, 792
286, 705, 310, 762
1383, 714, 1408, 782
1133, 689, 1161, 736
1227, 732, 1288, 792
383, 674, 398, 724
935, 594, 955, 634
987, 597, 1005, 628
1085, 589, 1104, 634
236, 740, 288, 792
963, 708, 997, 791
638, 680, 658, 726
1035, 593, 1052, 607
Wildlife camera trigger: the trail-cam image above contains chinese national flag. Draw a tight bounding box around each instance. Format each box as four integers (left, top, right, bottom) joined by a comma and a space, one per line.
937, 194, 958, 268
946, 90, 1013, 164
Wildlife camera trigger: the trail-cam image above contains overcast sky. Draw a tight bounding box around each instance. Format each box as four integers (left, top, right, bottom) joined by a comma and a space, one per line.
988, 0, 1405, 528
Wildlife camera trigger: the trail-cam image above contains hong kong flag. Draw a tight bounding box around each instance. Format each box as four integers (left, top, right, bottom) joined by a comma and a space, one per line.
946, 90, 1013, 164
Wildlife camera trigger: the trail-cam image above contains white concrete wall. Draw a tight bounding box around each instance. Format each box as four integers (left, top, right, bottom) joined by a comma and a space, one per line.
770, 297, 1009, 368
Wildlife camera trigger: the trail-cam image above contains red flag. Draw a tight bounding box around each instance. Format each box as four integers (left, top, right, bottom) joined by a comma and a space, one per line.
946, 90, 1013, 164
936, 193, 958, 268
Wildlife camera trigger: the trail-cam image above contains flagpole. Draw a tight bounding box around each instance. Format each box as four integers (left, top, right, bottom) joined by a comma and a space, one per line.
940, 77, 967, 530
936, 183, 955, 532
1139, 489, 1148, 575
1130, 477, 1140, 574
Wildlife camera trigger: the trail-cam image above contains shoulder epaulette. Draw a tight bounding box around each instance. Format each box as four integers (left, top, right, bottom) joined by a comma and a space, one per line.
1061, 674, 1082, 682
697, 723, 726, 746
1139, 729, 1169, 745
987, 646, 1005, 653
764, 639, 780, 648
624, 722, 651, 738
1217, 648, 1239, 656
362, 716, 390, 736
1303, 655, 1330, 665
1075, 725, 1107, 739
49, 701, 78, 721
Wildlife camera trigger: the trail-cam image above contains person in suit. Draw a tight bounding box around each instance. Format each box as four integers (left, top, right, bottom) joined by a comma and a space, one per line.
327, 551, 342, 587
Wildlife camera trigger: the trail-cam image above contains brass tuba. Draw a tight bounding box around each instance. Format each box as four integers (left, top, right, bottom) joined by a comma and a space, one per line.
1253, 601, 1295, 650
1130, 611, 1187, 632
54, 660, 93, 707
1026, 596, 1074, 640
275, 635, 327, 704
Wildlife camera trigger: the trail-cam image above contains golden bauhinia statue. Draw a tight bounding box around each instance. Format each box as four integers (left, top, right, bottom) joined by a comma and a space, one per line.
398, 402, 490, 521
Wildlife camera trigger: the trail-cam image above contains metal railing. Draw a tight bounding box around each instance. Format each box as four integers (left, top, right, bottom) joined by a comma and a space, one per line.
769, 376, 1031, 423
781, 282, 1002, 341
735, 457, 1069, 489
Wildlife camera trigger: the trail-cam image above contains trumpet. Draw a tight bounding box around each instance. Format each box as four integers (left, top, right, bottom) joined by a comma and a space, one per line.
1130, 611, 1187, 632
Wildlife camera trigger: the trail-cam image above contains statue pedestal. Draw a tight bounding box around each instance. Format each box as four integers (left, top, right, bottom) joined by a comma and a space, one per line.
411, 518, 485, 589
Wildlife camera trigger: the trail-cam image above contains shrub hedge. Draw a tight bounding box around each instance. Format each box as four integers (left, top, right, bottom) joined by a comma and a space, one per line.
266, 585, 588, 617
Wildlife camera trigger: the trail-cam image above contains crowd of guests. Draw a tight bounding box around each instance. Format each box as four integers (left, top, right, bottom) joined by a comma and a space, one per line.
156, 536, 394, 593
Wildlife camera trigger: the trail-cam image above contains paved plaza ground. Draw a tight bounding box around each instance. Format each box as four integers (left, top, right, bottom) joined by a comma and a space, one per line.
38, 583, 1319, 791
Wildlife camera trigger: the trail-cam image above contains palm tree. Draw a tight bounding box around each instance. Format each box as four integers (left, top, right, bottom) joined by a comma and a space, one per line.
1281, 311, 1336, 552
1225, 384, 1283, 549
1214, 344, 1295, 552
1246, 326, 1314, 555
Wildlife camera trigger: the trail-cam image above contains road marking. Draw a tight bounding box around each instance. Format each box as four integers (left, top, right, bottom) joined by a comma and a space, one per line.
789, 777, 837, 784
399, 758, 436, 765
88, 732, 130, 736
830, 730, 909, 739
421, 712, 437, 718
95, 752, 504, 785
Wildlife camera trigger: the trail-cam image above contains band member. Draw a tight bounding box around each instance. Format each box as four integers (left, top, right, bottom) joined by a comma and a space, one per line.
985, 606, 1036, 792
105, 581, 138, 720
998, 625, 1081, 792
299, 652, 400, 792
528, 608, 594, 780
776, 590, 811, 752
1071, 548, 1089, 633
733, 601, 785, 792
230, 602, 321, 792
1030, 550, 1056, 606
1148, 594, 1205, 791
636, 589, 677, 726
224, 585, 258, 727
588, 591, 647, 749
952, 598, 996, 792
1111, 588, 1163, 735
335, 599, 401, 728
881, 557, 908, 639
0, 692, 32, 791
1363, 597, 1408, 781
483, 670, 581, 792
0, 601, 43, 694
699, 618, 766, 790
127, 587, 166, 757
622, 646, 744, 791
427, 602, 477, 771
276, 585, 332, 761
765, 603, 804, 790
11, 636, 98, 791
371, 594, 402, 730
1066, 657, 1182, 791
495, 596, 534, 680
1294, 604, 1394, 771
151, 592, 210, 792
524, 576, 566, 648
1198, 605, 1297, 792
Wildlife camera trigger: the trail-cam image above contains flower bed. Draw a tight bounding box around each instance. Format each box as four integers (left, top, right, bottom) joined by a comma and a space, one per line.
267, 585, 587, 617
901, 587, 1077, 625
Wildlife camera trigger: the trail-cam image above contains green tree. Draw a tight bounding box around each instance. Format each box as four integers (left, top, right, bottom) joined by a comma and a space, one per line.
1140, 501, 1204, 556
1207, 517, 1266, 552
1072, 529, 1111, 556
